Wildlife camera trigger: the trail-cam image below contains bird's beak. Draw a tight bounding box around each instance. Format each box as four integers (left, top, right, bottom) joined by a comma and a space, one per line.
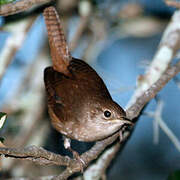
122, 117, 133, 126
112, 117, 133, 126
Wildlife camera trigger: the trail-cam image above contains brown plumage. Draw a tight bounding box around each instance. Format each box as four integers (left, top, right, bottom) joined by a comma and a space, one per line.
43, 6, 132, 143
43, 6, 70, 75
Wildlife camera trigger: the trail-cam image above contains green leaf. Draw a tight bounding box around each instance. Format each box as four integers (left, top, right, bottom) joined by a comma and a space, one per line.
0, 112, 7, 129
168, 170, 180, 180
0, 0, 15, 6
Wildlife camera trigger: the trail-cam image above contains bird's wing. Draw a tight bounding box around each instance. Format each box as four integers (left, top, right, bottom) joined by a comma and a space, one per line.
68, 58, 112, 100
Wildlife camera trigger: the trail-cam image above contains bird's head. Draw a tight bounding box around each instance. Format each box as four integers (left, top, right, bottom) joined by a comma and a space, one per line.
80, 99, 133, 141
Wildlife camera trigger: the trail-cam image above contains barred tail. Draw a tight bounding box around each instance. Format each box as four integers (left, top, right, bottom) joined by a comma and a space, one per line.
43, 6, 71, 76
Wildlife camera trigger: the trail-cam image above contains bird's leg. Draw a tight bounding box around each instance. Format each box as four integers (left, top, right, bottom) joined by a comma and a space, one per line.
63, 137, 85, 172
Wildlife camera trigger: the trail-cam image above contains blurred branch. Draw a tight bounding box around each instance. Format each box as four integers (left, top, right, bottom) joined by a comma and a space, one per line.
146, 99, 180, 152
69, 1, 91, 51
0, 0, 53, 16
70, 16, 89, 52
165, 0, 180, 8
0, 16, 36, 81
83, 10, 180, 180
13, 53, 48, 147
1, 51, 50, 172
84, 142, 120, 180
127, 10, 180, 107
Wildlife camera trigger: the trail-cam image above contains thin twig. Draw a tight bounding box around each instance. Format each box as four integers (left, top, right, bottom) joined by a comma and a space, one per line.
69, 1, 92, 51
146, 99, 180, 152
0, 0, 53, 16
69, 16, 89, 52
0, 16, 36, 81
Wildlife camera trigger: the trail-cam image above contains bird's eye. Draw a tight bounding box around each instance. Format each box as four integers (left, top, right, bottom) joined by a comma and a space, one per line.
104, 110, 111, 118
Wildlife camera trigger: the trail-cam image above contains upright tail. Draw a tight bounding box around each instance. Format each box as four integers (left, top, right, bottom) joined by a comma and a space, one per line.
43, 6, 71, 76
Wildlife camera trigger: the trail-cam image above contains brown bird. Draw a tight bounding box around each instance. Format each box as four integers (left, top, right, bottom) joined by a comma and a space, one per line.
43, 6, 132, 162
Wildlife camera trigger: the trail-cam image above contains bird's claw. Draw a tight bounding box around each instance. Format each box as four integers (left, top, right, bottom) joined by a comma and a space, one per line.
72, 150, 86, 173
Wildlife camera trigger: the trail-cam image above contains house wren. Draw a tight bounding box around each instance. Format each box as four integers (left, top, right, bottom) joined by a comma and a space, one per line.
43, 7, 132, 151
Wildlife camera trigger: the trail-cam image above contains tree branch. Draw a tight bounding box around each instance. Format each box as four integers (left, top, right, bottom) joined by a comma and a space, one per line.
0, 146, 70, 166
0, 0, 53, 16
0, 15, 37, 81
83, 9, 180, 180
54, 60, 180, 179
127, 61, 180, 118
0, 60, 180, 179
127, 9, 180, 107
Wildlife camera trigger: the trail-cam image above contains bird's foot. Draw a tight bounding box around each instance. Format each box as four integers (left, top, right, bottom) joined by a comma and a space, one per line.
63, 137, 85, 173
71, 149, 86, 173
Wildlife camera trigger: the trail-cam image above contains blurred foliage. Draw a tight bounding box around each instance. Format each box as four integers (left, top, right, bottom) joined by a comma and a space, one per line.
168, 170, 180, 180
0, 0, 15, 6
